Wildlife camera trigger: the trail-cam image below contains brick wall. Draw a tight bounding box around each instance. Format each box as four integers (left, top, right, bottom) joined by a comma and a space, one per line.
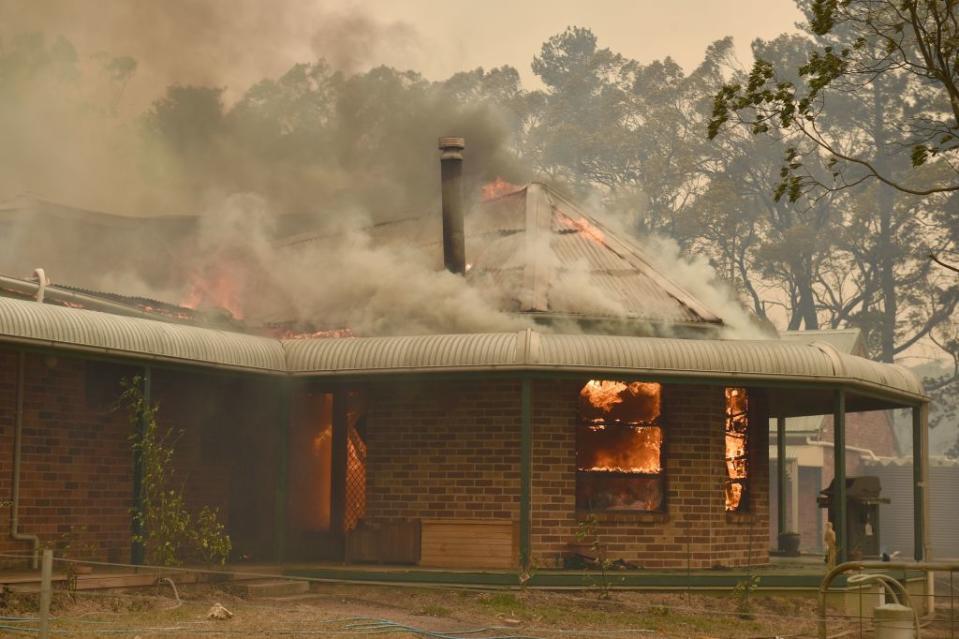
0, 350, 135, 564
529, 380, 769, 569
0, 349, 279, 566
364, 379, 521, 522
362, 377, 769, 569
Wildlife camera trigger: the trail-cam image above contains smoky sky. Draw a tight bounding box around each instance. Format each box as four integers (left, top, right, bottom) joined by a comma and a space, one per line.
0, 0, 802, 111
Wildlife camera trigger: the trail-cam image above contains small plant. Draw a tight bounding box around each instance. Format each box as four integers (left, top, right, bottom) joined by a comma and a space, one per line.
54, 525, 97, 599
575, 514, 615, 599
122, 377, 231, 567
732, 575, 760, 619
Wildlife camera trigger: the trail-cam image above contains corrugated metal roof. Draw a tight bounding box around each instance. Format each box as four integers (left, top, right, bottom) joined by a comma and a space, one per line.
272, 184, 725, 329
0, 297, 926, 407
0, 296, 285, 372
467, 184, 723, 326
781, 328, 865, 357
771, 329, 868, 434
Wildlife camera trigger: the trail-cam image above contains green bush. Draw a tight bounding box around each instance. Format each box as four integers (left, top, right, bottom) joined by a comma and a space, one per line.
122, 377, 232, 566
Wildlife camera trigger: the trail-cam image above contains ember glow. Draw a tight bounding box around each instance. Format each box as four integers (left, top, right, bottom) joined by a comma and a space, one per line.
181, 263, 245, 320
558, 211, 606, 246
576, 380, 664, 512
279, 328, 354, 340
580, 380, 661, 423
481, 177, 521, 200
724, 387, 749, 511
577, 425, 662, 474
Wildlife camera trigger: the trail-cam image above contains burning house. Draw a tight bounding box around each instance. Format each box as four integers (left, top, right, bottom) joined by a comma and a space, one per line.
0, 138, 930, 578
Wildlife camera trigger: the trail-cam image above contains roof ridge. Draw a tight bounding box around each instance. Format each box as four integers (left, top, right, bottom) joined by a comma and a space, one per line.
536, 185, 724, 325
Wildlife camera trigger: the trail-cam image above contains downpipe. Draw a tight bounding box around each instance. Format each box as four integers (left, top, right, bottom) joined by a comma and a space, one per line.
11, 351, 40, 569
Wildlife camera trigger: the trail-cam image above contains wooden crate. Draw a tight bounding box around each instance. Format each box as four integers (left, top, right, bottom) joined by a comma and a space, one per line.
420, 519, 517, 569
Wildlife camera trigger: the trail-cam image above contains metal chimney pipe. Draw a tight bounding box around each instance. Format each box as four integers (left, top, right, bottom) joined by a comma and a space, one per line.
439, 136, 466, 275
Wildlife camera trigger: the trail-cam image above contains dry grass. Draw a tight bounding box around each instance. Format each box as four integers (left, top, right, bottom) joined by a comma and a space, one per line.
0, 581, 841, 639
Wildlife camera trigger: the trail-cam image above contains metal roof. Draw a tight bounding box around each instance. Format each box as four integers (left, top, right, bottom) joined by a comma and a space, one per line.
0, 297, 925, 410
468, 184, 723, 326
272, 184, 725, 330
0, 296, 285, 372
773, 328, 868, 433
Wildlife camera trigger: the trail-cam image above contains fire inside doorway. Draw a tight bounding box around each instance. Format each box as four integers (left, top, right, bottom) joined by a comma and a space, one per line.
287, 389, 367, 560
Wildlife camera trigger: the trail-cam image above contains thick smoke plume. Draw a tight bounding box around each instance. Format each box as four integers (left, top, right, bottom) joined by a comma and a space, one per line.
0, 4, 763, 338
183, 193, 530, 335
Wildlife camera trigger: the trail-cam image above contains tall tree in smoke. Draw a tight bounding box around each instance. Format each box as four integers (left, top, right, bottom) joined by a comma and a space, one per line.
708, 0, 959, 200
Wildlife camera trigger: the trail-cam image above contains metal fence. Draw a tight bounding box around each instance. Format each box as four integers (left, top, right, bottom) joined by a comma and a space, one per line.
819, 561, 959, 639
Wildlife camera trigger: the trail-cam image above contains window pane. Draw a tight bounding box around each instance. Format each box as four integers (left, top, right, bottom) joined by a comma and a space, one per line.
576, 380, 664, 512
724, 387, 749, 511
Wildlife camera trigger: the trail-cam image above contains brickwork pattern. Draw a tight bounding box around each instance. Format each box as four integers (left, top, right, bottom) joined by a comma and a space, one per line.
0, 349, 279, 565
0, 350, 135, 563
364, 379, 522, 522
530, 380, 769, 569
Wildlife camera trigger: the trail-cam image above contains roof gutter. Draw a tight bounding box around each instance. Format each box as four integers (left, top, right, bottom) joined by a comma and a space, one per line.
0, 274, 187, 323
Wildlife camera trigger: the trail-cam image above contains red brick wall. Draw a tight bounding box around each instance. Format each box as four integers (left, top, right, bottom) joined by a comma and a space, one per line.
363, 379, 521, 522
530, 381, 769, 569
362, 377, 769, 569
0, 350, 135, 564
0, 349, 279, 565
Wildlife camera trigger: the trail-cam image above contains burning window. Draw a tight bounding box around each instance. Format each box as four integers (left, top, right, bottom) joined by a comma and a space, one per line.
724, 387, 749, 512
576, 380, 664, 512
344, 391, 367, 532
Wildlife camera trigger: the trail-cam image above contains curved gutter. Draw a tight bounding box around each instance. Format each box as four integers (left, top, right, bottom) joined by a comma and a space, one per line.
11, 351, 40, 568
0, 297, 927, 407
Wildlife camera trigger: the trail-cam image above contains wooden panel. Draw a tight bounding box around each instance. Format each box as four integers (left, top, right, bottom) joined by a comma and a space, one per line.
347, 520, 421, 564
420, 519, 516, 569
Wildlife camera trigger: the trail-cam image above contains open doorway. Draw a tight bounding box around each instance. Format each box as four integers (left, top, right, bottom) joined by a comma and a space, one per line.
287, 388, 367, 561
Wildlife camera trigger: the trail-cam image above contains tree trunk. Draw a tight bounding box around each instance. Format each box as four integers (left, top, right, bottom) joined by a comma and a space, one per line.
873, 81, 897, 363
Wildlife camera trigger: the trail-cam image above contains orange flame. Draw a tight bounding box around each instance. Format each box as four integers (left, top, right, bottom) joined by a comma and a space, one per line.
577, 425, 662, 474
580, 380, 661, 418
558, 212, 606, 246
181, 264, 245, 320
578, 380, 663, 474
724, 387, 749, 511
481, 177, 521, 200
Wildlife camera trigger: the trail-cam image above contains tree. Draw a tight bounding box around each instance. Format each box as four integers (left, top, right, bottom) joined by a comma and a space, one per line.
708, 0, 959, 200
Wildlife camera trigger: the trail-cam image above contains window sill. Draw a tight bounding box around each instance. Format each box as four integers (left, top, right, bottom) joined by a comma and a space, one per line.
725, 511, 756, 524
576, 510, 669, 524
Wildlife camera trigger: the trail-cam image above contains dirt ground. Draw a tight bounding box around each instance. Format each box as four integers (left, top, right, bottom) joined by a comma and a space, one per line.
0, 581, 883, 638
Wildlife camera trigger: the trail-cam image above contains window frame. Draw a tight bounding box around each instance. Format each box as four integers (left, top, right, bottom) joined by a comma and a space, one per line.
724, 386, 750, 513
574, 379, 667, 514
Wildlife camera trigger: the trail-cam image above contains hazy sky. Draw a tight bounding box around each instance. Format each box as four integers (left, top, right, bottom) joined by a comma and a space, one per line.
3, 0, 805, 107
359, 0, 805, 81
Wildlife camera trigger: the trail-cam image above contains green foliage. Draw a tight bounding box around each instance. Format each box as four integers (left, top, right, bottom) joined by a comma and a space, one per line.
575, 514, 616, 599
122, 377, 231, 567
732, 575, 761, 619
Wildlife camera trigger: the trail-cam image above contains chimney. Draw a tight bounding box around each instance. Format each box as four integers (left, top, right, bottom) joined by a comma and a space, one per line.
438, 136, 466, 274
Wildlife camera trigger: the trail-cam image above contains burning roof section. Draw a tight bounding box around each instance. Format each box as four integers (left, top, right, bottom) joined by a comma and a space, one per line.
278, 182, 724, 333
465, 183, 722, 328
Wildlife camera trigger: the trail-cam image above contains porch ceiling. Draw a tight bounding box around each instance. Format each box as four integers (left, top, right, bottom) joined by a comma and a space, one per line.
0, 296, 925, 413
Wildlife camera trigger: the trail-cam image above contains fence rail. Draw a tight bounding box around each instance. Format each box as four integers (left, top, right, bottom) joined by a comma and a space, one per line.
819, 560, 959, 639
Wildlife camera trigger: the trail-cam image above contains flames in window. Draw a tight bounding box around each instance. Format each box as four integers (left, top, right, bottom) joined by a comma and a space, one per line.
576, 380, 664, 511
344, 393, 367, 532
724, 387, 749, 511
